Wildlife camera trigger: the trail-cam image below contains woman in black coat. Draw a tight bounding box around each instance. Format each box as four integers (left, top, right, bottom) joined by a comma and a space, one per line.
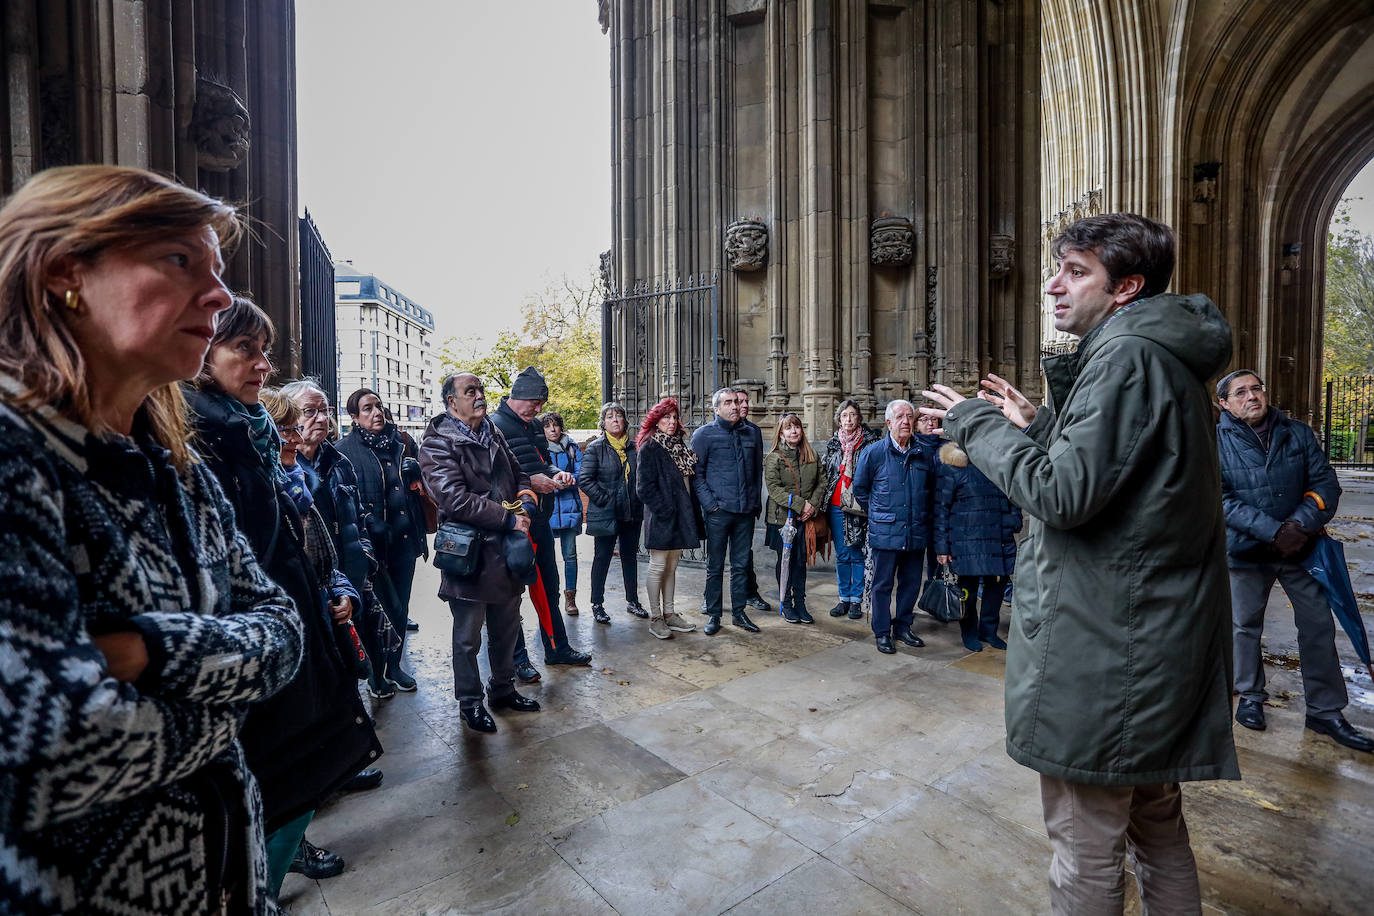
577, 402, 645, 625
336, 387, 428, 697
634, 397, 703, 638
187, 296, 381, 899
934, 441, 1021, 653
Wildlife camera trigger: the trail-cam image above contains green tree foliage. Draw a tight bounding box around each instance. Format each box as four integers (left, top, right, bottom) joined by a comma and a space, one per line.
1324, 201, 1374, 378
438, 270, 604, 428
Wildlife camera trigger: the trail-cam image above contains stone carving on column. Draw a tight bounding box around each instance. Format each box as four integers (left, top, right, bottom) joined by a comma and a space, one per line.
989, 233, 1015, 278
725, 218, 769, 272
725, 0, 767, 26
191, 77, 251, 172
1191, 162, 1221, 225
599, 249, 613, 292
870, 216, 915, 268
597, 0, 610, 33
925, 266, 938, 351
1280, 242, 1301, 286
872, 379, 909, 410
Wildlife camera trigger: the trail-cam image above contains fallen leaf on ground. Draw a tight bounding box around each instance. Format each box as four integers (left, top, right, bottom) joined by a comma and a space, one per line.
505, 813, 520, 826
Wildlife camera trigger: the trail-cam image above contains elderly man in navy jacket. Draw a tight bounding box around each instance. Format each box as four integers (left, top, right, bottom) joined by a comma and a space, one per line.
852, 399, 937, 655
1217, 369, 1372, 752
692, 387, 764, 635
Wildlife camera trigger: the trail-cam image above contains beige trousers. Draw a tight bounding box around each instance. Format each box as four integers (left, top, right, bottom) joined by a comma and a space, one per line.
1040, 776, 1202, 916
646, 549, 681, 619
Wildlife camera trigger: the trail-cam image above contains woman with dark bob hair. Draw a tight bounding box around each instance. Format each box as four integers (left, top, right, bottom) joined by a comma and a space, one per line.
187, 296, 381, 901
577, 401, 646, 625
820, 398, 883, 619
336, 387, 429, 698
0, 165, 304, 914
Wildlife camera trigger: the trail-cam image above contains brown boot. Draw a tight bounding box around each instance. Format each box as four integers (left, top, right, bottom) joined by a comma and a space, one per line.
564, 590, 579, 616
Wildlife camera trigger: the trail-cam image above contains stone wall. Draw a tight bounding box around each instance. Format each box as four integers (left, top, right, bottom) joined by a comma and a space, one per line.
604, 0, 1041, 437
1040, 0, 1374, 424
0, 0, 301, 375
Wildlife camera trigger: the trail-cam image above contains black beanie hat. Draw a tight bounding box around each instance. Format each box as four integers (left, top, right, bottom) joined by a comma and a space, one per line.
509, 366, 549, 400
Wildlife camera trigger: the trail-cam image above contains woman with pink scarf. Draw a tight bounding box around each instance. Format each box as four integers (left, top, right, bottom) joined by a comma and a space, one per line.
820, 399, 883, 619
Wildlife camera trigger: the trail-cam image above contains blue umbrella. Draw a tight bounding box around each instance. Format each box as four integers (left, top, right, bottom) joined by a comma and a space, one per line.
1303, 534, 1374, 680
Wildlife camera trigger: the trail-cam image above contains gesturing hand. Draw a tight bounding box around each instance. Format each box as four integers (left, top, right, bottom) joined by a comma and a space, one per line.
529, 473, 558, 494
977, 373, 1037, 428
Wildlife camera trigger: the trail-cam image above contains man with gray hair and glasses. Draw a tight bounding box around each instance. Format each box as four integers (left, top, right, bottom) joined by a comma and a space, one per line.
1216, 368, 1371, 752
692, 386, 764, 635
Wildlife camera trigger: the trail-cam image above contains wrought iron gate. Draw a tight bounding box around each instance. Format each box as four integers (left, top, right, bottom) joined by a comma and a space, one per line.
602, 275, 721, 430
602, 275, 720, 564
1324, 376, 1374, 469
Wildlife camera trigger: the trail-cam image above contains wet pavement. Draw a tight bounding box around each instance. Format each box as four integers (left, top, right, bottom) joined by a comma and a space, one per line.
283, 474, 1374, 914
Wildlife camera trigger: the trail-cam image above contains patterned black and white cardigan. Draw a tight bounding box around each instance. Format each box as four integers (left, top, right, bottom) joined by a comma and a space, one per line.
0, 390, 304, 916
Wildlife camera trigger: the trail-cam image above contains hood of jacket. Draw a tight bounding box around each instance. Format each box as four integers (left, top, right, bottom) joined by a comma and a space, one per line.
1088, 293, 1231, 381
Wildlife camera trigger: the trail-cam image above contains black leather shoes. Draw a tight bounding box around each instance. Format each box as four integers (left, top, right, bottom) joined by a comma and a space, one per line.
289, 839, 344, 879
406, 618, 419, 632
592, 604, 612, 624
626, 600, 649, 619
1235, 698, 1266, 731
732, 610, 761, 633
704, 616, 722, 636
515, 662, 542, 684
894, 628, 924, 648
489, 691, 541, 712
876, 634, 896, 654
747, 595, 772, 613
460, 703, 497, 733
848, 603, 864, 620
546, 648, 593, 666
341, 768, 384, 792
829, 602, 848, 617
1306, 714, 1374, 752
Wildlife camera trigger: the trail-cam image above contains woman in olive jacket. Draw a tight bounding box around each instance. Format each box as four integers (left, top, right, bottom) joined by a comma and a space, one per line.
577, 402, 644, 625
764, 413, 829, 623
634, 397, 703, 638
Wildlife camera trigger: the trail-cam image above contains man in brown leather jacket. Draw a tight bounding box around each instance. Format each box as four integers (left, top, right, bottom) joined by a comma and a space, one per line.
418, 372, 540, 734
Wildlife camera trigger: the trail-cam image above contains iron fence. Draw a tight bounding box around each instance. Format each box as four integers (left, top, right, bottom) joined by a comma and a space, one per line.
1324, 375, 1374, 468
602, 275, 721, 564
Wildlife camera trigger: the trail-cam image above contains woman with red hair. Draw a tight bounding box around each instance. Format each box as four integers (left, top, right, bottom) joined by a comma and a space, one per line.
634, 398, 704, 638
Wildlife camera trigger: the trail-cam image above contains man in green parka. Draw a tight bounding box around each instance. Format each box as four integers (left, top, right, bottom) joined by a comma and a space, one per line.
923, 213, 1239, 914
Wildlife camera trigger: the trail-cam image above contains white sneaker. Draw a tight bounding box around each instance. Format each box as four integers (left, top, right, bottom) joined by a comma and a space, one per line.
664, 612, 697, 633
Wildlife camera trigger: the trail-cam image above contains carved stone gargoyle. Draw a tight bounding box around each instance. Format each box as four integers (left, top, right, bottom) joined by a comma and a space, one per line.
725, 218, 769, 272
870, 216, 915, 268
191, 77, 251, 172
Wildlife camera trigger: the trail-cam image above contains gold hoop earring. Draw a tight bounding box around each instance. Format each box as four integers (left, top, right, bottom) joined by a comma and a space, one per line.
64, 289, 80, 312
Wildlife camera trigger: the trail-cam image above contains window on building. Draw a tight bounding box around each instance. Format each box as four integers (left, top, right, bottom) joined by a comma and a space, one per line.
359, 330, 365, 348
360, 354, 366, 370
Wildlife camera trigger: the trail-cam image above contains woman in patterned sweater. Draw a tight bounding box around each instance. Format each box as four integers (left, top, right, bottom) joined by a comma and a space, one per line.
0, 166, 305, 914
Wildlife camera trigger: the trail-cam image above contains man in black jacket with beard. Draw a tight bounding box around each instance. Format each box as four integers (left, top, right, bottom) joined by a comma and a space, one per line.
492, 367, 592, 674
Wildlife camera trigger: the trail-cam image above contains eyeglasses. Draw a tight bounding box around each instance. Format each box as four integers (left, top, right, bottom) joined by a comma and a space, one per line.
1228, 385, 1265, 398
301, 406, 335, 418
276, 425, 305, 437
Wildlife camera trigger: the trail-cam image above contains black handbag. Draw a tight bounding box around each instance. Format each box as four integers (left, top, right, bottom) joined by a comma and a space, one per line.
432, 477, 500, 577
433, 521, 484, 576
502, 530, 538, 585
918, 563, 965, 623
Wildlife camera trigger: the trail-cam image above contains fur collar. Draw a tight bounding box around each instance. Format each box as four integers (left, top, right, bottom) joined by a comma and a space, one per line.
939, 441, 969, 467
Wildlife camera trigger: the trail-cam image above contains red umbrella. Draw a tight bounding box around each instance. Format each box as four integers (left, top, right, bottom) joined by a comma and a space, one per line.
508, 494, 557, 647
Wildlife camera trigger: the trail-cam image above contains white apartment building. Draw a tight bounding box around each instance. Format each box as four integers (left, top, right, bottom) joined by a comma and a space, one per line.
333, 261, 438, 438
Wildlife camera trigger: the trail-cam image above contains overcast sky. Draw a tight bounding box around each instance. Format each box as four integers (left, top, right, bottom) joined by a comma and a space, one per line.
295, 2, 1374, 352
295, 1, 611, 348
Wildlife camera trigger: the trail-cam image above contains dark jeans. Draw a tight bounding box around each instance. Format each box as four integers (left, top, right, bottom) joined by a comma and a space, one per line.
958, 574, 1009, 639
771, 538, 807, 610
746, 547, 762, 600
704, 510, 753, 617
591, 518, 642, 605
870, 548, 924, 637
373, 554, 416, 673
448, 596, 520, 705
514, 515, 573, 665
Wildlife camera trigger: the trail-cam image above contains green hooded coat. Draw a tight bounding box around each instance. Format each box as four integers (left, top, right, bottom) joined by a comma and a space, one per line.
943, 293, 1240, 786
